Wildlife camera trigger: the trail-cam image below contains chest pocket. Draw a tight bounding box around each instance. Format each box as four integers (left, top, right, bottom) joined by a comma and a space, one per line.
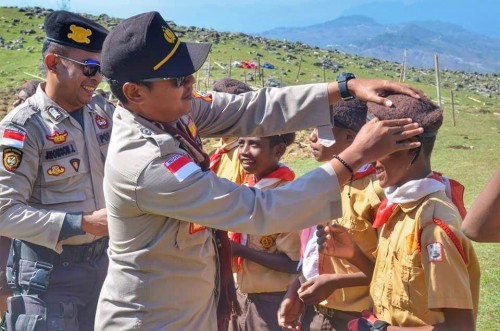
389, 244, 424, 310
39, 141, 87, 204
175, 221, 211, 250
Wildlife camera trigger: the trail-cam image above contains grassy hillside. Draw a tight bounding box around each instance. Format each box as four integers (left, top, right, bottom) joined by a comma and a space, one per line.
0, 6, 498, 330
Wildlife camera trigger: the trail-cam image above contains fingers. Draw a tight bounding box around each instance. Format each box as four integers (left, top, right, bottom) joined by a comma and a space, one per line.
381, 81, 425, 99
380, 118, 414, 127
393, 127, 424, 141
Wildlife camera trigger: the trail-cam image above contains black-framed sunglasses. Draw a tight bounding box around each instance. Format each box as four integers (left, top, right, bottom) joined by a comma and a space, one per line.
54, 54, 101, 77
141, 76, 187, 88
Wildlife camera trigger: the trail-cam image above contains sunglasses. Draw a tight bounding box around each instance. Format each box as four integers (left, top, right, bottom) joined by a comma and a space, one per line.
54, 54, 101, 77
141, 76, 187, 88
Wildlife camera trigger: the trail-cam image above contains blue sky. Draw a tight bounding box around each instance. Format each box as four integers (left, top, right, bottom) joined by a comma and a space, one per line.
0, 0, 498, 36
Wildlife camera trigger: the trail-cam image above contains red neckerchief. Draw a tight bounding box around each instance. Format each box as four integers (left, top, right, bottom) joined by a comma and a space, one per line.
231, 165, 295, 269
428, 171, 467, 219
209, 140, 238, 172
247, 164, 296, 187
372, 198, 398, 229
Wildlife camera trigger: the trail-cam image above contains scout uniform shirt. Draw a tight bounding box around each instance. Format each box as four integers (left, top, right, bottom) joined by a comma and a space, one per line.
234, 165, 301, 294
96, 84, 345, 331
371, 189, 480, 327
210, 138, 248, 185
0, 83, 114, 252
317, 166, 383, 312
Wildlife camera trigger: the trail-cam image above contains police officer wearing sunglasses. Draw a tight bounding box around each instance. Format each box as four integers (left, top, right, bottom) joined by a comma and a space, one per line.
96, 11, 424, 331
0, 10, 114, 331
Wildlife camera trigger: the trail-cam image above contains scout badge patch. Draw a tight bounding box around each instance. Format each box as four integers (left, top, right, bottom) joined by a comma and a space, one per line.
426, 242, 443, 262
192, 89, 212, 102
2, 125, 26, 149
164, 153, 200, 182
260, 235, 276, 249
3, 148, 23, 172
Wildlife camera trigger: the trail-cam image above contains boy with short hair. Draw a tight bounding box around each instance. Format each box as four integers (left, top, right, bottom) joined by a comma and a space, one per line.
209, 78, 253, 184
229, 133, 301, 331
318, 94, 480, 330
279, 98, 384, 331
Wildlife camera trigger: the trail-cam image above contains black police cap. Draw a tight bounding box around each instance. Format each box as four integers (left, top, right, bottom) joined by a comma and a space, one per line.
101, 11, 211, 82
44, 10, 108, 52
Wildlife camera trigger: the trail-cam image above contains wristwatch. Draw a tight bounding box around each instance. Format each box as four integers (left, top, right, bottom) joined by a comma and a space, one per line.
336, 72, 356, 101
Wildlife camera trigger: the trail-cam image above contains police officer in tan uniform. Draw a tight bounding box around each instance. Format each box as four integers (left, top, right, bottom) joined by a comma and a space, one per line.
96, 11, 424, 331
0, 11, 113, 330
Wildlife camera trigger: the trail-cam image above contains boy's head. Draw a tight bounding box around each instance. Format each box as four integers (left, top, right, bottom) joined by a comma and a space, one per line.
213, 78, 253, 95
310, 98, 367, 162
367, 93, 443, 188
238, 133, 295, 179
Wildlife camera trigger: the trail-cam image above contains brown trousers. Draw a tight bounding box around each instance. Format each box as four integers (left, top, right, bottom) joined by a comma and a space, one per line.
301, 305, 361, 331
229, 290, 285, 331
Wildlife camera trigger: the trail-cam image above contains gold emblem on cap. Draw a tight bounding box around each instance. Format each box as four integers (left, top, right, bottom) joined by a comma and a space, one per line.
153, 26, 181, 71
162, 26, 176, 44
67, 25, 92, 44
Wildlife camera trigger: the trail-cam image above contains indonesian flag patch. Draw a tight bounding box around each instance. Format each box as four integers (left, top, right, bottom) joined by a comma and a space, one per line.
164, 154, 200, 182
2, 125, 26, 149
426, 242, 443, 262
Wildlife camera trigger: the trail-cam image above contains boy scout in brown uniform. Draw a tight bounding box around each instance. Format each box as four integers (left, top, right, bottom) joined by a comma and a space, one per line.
0, 11, 113, 330
280, 99, 383, 331
96, 10, 425, 331
318, 94, 480, 331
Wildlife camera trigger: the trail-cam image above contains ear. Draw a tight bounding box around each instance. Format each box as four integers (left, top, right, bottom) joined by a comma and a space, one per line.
274, 143, 286, 159
44, 53, 58, 72
123, 82, 147, 105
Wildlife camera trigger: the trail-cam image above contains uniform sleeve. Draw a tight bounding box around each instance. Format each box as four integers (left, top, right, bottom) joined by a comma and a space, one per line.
135, 154, 342, 235
191, 84, 331, 138
0, 120, 65, 251
421, 219, 474, 310
276, 231, 301, 261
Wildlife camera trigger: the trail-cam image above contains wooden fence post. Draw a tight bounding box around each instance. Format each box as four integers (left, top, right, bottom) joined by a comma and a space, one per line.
451, 90, 456, 127
295, 55, 303, 82
434, 53, 442, 107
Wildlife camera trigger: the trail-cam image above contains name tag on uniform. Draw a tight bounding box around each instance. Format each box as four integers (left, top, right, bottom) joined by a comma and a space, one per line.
164, 154, 200, 182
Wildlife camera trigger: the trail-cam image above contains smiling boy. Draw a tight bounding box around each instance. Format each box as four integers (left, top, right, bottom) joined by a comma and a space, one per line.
229, 133, 301, 331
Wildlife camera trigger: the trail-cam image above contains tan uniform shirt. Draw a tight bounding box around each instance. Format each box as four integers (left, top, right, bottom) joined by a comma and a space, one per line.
319, 173, 383, 312
236, 179, 301, 294
0, 84, 114, 252
212, 138, 248, 185
96, 84, 345, 331
370, 191, 480, 327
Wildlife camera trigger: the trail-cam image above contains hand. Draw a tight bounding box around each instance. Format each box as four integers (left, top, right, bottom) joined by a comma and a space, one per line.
348, 78, 424, 107
82, 208, 108, 236
341, 117, 423, 167
278, 289, 305, 330
316, 224, 355, 259
348, 310, 390, 331
297, 274, 339, 305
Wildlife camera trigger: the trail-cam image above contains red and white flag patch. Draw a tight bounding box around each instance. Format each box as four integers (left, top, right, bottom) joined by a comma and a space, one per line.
2, 125, 26, 149
426, 242, 443, 262
164, 154, 200, 182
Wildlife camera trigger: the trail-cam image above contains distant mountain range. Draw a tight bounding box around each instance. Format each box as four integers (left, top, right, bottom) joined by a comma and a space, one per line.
259, 15, 500, 73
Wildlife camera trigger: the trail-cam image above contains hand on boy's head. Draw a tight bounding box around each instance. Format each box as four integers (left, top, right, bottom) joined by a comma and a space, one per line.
316, 224, 355, 259
348, 79, 425, 107
346, 117, 423, 166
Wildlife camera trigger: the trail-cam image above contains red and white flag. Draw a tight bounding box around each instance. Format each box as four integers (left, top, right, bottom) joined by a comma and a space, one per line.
164, 154, 200, 182
2, 125, 26, 149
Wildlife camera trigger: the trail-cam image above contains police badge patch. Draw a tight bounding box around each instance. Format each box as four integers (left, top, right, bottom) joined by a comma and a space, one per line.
3, 148, 23, 172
